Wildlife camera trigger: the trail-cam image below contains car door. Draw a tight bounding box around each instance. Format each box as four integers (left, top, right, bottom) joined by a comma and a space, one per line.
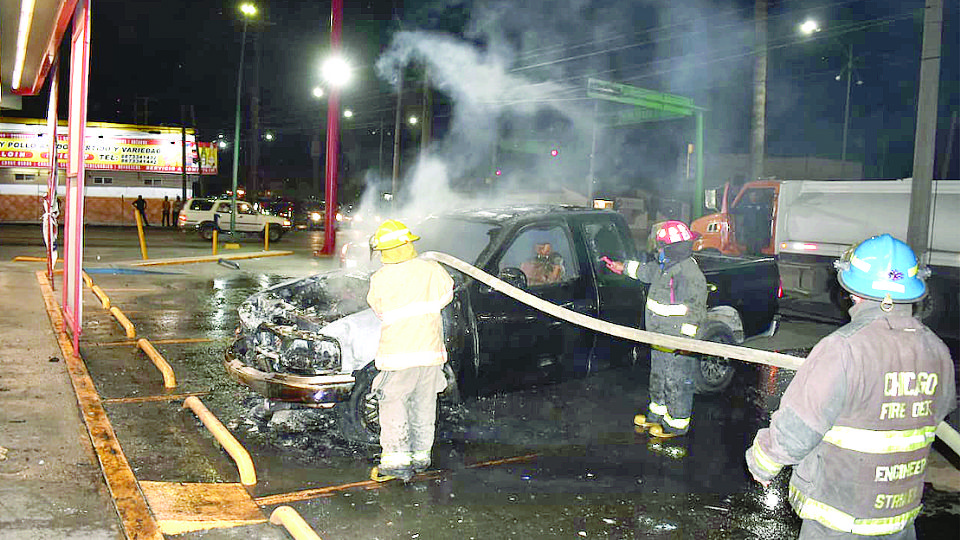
580, 214, 648, 367
236, 202, 259, 232
469, 219, 592, 389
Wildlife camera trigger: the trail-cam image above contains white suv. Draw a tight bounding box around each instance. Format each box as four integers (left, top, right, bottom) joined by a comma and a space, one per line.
177, 198, 291, 241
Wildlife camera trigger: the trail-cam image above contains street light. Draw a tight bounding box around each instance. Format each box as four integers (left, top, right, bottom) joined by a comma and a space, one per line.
343, 109, 353, 118
408, 115, 418, 125
230, 2, 257, 237
264, 132, 274, 141
799, 20, 820, 35
312, 86, 324, 99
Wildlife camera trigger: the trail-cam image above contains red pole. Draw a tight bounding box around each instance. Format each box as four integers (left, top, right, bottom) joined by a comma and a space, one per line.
320, 0, 343, 255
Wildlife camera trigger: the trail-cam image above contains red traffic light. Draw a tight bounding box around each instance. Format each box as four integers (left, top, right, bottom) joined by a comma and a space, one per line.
550, 149, 559, 157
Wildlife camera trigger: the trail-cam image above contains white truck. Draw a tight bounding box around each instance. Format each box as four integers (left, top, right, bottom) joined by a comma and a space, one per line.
690, 178, 959, 337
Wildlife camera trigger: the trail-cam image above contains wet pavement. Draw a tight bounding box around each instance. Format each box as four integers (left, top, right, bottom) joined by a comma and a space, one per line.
2, 224, 958, 539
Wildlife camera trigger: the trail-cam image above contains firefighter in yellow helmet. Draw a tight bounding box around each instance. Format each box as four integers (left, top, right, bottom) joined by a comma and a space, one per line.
367, 219, 454, 482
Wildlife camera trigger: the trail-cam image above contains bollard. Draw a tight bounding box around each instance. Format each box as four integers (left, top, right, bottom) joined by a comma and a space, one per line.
212, 228, 218, 255
92, 285, 111, 310
109, 306, 135, 338
183, 396, 257, 486
136, 338, 176, 388
134, 211, 149, 260
269, 506, 322, 540
264, 223, 270, 251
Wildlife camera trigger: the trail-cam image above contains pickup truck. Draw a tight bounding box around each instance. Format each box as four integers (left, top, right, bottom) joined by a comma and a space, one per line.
225, 205, 780, 443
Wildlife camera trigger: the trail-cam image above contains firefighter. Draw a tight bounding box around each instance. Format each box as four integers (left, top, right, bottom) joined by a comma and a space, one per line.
745, 234, 955, 539
604, 220, 707, 438
367, 219, 454, 482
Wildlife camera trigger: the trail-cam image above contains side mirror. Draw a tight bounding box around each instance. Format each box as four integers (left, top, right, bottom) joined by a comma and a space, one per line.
497, 267, 527, 290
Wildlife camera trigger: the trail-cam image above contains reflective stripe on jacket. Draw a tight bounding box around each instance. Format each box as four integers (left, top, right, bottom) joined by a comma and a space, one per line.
748, 302, 956, 535
624, 257, 706, 339
367, 257, 454, 371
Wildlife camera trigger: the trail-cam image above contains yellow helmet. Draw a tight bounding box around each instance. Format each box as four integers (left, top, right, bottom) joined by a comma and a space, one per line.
370, 219, 419, 251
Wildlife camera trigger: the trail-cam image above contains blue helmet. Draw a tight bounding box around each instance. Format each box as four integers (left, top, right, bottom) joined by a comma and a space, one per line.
835, 234, 927, 304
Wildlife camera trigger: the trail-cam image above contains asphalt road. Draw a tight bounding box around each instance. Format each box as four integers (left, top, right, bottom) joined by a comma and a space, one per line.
2, 223, 958, 539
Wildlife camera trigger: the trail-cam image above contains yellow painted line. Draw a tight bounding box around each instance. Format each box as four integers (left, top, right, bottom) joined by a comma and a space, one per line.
82, 271, 93, 288
183, 396, 257, 486
95, 338, 215, 347
129, 250, 294, 267
13, 255, 57, 262
270, 506, 322, 540
103, 391, 209, 404
35, 271, 163, 540
110, 307, 136, 338
91, 285, 111, 309
254, 453, 539, 506
140, 481, 266, 535
137, 339, 177, 388
101, 288, 160, 293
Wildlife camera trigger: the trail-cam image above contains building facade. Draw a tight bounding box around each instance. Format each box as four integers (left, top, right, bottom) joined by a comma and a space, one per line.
0, 118, 217, 225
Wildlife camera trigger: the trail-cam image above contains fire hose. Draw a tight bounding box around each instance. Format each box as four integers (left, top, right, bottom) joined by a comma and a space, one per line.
421, 251, 960, 455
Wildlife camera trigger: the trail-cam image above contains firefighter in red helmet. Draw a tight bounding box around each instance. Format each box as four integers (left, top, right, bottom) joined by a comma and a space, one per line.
605, 220, 707, 438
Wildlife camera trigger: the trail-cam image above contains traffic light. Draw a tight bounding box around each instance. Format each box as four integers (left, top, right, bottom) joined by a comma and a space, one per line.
550, 149, 559, 157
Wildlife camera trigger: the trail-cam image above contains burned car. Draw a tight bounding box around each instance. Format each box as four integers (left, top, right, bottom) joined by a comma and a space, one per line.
226, 205, 781, 444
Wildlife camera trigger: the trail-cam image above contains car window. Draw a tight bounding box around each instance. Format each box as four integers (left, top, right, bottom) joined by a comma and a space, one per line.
238, 202, 255, 215
499, 225, 578, 286
415, 217, 499, 265
216, 202, 232, 213
191, 199, 214, 211
583, 220, 629, 275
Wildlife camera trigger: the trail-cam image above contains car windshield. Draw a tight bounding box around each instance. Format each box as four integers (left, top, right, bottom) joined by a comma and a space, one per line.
415, 216, 499, 265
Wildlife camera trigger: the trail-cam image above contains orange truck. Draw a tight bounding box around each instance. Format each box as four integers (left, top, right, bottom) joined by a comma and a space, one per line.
690, 178, 959, 337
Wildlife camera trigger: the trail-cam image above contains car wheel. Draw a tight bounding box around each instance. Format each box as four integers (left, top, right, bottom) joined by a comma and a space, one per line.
264, 225, 282, 242
199, 223, 216, 241
693, 321, 737, 394
336, 363, 381, 445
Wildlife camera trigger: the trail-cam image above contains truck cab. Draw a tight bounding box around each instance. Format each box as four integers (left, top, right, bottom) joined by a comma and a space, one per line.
691, 180, 780, 257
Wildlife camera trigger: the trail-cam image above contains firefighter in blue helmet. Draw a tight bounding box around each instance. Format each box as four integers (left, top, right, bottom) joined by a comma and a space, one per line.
605, 220, 708, 438
746, 234, 955, 539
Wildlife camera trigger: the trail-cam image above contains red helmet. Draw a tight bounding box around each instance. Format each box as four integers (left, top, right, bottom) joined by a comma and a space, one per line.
655, 220, 698, 245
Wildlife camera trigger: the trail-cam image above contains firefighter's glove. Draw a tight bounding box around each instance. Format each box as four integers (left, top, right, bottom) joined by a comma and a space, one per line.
602, 256, 623, 274
745, 445, 775, 488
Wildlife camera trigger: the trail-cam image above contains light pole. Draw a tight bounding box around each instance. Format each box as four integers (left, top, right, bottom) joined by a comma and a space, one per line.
800, 20, 860, 164
319, 42, 351, 254
230, 2, 257, 237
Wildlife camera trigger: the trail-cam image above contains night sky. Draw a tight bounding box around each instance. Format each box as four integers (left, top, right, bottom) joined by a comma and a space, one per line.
12, 0, 959, 201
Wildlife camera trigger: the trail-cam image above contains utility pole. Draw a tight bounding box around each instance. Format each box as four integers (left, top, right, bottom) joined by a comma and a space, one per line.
906, 0, 944, 261
378, 116, 385, 179
391, 68, 404, 206
750, 0, 767, 182
840, 44, 853, 163
420, 72, 431, 153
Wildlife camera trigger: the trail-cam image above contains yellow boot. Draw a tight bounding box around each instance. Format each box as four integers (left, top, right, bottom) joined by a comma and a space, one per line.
634, 413, 660, 429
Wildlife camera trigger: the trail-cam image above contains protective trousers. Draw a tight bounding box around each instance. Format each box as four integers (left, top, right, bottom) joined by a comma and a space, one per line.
648, 349, 696, 434
373, 365, 447, 471
798, 519, 916, 540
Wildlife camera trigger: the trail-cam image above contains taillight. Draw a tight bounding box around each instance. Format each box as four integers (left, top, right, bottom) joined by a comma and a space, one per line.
777, 279, 784, 299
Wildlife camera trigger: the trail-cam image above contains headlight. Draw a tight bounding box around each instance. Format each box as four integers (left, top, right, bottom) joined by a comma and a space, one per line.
275, 336, 341, 375
336, 212, 343, 221
252, 324, 342, 375
282, 219, 291, 227
310, 212, 322, 221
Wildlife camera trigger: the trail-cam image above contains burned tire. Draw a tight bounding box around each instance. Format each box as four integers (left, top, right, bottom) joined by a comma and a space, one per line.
693, 321, 737, 394
336, 363, 381, 445
199, 223, 217, 241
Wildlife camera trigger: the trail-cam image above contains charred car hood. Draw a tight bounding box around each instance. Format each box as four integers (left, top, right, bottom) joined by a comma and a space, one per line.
236, 269, 381, 375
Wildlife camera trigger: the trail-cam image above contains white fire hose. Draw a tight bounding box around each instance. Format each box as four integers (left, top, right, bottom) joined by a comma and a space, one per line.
422, 251, 960, 456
